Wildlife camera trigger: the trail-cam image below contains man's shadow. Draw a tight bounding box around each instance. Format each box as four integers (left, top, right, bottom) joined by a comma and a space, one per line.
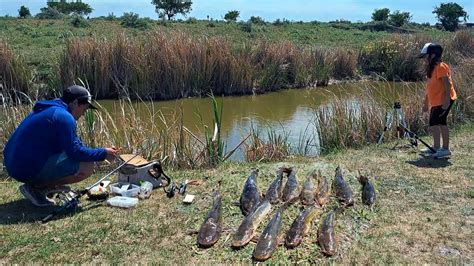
0, 198, 103, 225
406, 156, 452, 168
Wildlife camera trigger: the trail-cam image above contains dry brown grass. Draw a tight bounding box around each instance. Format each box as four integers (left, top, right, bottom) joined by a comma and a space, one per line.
0, 40, 31, 98
244, 127, 291, 162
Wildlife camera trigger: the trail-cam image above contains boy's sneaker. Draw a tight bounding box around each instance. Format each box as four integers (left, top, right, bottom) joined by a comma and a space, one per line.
19, 184, 55, 207
432, 148, 452, 158
420, 147, 438, 155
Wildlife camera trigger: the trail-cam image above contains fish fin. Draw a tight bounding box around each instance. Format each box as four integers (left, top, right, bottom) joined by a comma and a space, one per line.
222, 227, 236, 234
277, 235, 285, 246
334, 206, 345, 217
186, 229, 199, 235
250, 234, 260, 243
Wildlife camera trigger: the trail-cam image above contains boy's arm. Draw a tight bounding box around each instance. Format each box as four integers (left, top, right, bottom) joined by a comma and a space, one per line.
441, 76, 452, 110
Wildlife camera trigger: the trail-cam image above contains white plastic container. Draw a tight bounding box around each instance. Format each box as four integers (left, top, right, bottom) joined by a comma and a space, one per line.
110, 182, 140, 197
107, 196, 139, 208
138, 181, 153, 200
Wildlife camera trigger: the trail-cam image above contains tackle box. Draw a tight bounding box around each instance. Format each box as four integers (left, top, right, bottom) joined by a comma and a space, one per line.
109, 182, 140, 197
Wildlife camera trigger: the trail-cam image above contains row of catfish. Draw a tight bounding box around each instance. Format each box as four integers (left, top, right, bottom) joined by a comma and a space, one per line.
197, 166, 376, 261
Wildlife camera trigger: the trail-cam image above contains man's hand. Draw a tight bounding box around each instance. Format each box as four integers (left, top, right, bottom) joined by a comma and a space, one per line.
105, 147, 119, 161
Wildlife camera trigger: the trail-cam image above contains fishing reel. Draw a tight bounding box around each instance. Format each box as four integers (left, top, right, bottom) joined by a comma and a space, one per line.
163, 180, 187, 198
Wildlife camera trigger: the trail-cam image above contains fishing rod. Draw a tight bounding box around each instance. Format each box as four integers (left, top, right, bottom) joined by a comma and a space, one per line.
398, 124, 437, 153
42, 141, 157, 223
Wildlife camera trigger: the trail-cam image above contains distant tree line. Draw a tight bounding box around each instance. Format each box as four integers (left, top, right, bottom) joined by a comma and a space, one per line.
14, 1, 470, 32
371, 2, 468, 31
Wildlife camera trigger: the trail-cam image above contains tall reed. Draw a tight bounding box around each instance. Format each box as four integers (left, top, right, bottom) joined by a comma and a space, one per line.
314, 82, 429, 154
0, 40, 31, 100
58, 32, 360, 99
244, 124, 291, 162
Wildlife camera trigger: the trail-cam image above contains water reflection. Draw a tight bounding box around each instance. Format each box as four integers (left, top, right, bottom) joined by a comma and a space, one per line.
98, 81, 414, 161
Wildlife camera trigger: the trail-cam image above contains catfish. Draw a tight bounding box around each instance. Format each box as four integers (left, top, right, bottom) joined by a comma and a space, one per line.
285, 206, 321, 248
282, 167, 300, 203
318, 210, 337, 256
300, 170, 318, 205
252, 202, 291, 261
197, 186, 222, 248
315, 171, 330, 206
231, 200, 272, 248
358, 174, 376, 206
265, 167, 285, 204
332, 166, 354, 206
239, 169, 262, 216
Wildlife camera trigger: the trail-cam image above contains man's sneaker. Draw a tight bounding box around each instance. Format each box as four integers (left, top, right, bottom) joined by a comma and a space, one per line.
432, 148, 452, 158
19, 184, 55, 207
44, 186, 71, 204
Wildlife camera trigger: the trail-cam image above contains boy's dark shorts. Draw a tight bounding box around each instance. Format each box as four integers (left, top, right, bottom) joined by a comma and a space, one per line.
429, 100, 455, 126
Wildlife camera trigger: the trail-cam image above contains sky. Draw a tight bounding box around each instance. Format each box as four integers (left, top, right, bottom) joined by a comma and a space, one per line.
0, 0, 472, 24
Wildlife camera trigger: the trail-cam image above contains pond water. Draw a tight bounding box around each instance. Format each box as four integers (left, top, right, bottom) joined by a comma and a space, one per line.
98, 81, 411, 161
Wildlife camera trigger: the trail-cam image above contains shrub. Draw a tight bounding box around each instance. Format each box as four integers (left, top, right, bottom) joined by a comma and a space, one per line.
272, 18, 290, 26
105, 12, 117, 21
120, 12, 149, 29
70, 14, 89, 28
250, 16, 266, 25
358, 38, 423, 81
240, 21, 252, 33
186, 17, 197, 23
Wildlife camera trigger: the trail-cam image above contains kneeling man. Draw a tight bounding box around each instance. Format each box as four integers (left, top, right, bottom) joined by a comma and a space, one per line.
3, 85, 118, 206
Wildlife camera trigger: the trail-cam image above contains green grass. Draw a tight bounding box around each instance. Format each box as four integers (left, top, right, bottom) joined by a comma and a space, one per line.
1, 123, 472, 263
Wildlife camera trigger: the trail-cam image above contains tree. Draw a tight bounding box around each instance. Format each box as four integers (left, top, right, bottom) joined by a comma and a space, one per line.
47, 0, 93, 16
224, 10, 240, 22
372, 8, 390, 21
224, 10, 239, 22
388, 10, 411, 27
36, 7, 64, 19
151, 0, 192, 20
18, 5, 31, 18
433, 2, 468, 31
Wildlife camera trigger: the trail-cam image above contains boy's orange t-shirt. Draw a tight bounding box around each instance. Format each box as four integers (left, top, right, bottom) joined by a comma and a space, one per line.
426, 62, 457, 107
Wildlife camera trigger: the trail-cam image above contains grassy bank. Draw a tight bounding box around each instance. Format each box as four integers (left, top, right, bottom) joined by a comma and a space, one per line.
0, 123, 472, 264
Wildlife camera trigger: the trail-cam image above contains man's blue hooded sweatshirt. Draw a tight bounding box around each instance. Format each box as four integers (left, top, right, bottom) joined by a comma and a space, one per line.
3, 99, 107, 181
